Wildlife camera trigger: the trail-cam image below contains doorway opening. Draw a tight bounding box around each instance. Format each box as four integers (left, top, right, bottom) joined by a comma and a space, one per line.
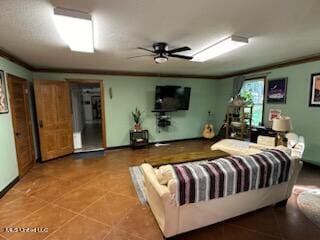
69, 80, 106, 152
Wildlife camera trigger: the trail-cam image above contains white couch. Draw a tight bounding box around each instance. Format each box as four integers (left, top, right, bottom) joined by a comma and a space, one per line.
141, 139, 303, 238
211, 134, 305, 159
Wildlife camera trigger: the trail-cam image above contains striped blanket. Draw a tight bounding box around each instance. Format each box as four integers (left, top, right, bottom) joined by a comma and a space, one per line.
172, 149, 291, 206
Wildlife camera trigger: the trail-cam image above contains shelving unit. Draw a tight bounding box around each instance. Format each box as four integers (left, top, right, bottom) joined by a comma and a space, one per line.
225, 105, 253, 140
152, 110, 174, 128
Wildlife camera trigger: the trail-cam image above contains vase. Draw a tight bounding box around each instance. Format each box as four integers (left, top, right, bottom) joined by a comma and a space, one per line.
134, 123, 141, 131
232, 99, 244, 106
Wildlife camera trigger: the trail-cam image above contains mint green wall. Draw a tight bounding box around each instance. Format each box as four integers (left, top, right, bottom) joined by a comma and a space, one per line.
0, 57, 33, 191
216, 61, 320, 166
32, 72, 218, 147
214, 79, 233, 134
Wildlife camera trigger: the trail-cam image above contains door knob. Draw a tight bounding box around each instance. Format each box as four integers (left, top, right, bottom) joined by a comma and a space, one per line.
15, 132, 21, 137
39, 120, 43, 128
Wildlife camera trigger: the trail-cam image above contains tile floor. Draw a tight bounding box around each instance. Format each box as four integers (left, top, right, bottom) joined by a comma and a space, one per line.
0, 140, 319, 240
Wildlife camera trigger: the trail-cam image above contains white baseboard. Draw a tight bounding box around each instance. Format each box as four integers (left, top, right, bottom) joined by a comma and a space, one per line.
73, 132, 82, 149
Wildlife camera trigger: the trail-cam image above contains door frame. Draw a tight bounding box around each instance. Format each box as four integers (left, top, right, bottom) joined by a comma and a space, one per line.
6, 73, 35, 176
67, 79, 107, 149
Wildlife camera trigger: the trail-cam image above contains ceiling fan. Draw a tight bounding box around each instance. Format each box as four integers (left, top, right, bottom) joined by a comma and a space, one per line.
129, 42, 193, 63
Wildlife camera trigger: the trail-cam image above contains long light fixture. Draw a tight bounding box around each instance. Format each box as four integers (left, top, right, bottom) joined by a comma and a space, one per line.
192, 35, 249, 62
53, 8, 94, 53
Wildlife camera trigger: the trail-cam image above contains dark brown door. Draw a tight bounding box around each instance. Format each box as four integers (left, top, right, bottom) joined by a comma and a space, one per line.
34, 80, 73, 161
7, 74, 34, 176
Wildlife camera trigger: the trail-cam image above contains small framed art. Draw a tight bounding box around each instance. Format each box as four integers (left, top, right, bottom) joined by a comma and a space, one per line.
309, 73, 320, 107
266, 78, 288, 104
268, 109, 282, 121
0, 70, 9, 114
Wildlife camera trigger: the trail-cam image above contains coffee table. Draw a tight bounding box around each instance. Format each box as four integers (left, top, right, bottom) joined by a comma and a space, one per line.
144, 149, 229, 167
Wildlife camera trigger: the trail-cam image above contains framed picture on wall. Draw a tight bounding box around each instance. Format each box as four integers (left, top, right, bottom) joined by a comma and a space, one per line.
0, 70, 9, 114
266, 78, 288, 104
309, 73, 320, 107
268, 109, 282, 121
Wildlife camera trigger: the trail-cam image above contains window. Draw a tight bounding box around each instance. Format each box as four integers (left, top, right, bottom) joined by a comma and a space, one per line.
240, 78, 265, 126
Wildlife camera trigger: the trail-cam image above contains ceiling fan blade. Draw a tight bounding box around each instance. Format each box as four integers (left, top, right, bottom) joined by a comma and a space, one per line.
167, 46, 191, 54
128, 54, 154, 59
169, 54, 193, 60
137, 47, 155, 53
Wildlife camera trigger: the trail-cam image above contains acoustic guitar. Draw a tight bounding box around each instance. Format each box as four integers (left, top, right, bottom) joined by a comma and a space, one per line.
202, 111, 215, 139
202, 123, 215, 139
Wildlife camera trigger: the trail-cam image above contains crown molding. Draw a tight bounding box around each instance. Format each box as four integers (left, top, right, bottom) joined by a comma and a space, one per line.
2, 47, 320, 80
34, 67, 219, 79
215, 53, 320, 79
0, 48, 34, 71
0, 48, 218, 79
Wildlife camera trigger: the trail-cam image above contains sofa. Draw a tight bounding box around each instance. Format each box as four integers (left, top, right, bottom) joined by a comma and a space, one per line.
141, 139, 303, 238
211, 133, 305, 159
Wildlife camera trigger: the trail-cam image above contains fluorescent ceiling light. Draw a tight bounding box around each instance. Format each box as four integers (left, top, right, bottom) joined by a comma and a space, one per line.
54, 8, 94, 53
192, 36, 249, 62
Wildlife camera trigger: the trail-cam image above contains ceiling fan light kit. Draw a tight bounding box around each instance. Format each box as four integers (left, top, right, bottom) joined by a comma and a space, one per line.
53, 8, 94, 53
154, 54, 168, 64
192, 35, 249, 62
134, 42, 193, 64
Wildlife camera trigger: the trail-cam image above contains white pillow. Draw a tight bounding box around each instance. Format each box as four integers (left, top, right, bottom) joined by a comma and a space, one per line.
257, 136, 276, 147
286, 132, 299, 147
155, 165, 174, 185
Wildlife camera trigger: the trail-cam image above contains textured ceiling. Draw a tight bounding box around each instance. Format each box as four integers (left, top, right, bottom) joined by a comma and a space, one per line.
1, 0, 320, 76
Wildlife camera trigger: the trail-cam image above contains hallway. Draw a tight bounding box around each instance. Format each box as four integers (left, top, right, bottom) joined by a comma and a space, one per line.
70, 82, 104, 153
78, 122, 103, 152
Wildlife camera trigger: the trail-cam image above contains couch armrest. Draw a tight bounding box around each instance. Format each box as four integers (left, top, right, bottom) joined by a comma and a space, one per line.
286, 159, 303, 198
287, 134, 305, 158
141, 164, 179, 237
141, 164, 169, 197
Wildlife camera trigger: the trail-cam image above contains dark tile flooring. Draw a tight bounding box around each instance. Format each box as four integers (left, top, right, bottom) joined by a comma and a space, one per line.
0, 139, 319, 240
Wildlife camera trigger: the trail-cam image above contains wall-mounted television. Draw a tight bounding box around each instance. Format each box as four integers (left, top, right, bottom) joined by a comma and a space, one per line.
154, 86, 191, 111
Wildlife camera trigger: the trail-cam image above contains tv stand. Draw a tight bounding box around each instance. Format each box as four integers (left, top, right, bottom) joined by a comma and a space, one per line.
154, 111, 171, 128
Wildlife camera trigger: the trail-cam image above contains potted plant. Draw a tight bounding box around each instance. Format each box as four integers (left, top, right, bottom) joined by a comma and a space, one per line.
132, 107, 142, 131
241, 91, 254, 107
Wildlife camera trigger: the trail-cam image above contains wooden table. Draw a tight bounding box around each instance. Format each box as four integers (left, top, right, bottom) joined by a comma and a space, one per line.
130, 130, 149, 148
144, 150, 229, 167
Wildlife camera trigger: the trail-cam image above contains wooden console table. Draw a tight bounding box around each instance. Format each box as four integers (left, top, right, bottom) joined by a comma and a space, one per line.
144, 150, 229, 167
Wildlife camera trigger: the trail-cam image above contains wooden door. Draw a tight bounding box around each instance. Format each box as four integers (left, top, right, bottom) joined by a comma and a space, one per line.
34, 80, 73, 161
7, 74, 35, 176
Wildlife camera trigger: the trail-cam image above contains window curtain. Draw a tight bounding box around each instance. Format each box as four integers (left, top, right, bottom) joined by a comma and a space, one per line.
232, 75, 245, 97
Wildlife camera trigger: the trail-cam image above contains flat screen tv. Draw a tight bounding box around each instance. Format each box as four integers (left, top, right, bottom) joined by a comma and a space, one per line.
154, 86, 191, 111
